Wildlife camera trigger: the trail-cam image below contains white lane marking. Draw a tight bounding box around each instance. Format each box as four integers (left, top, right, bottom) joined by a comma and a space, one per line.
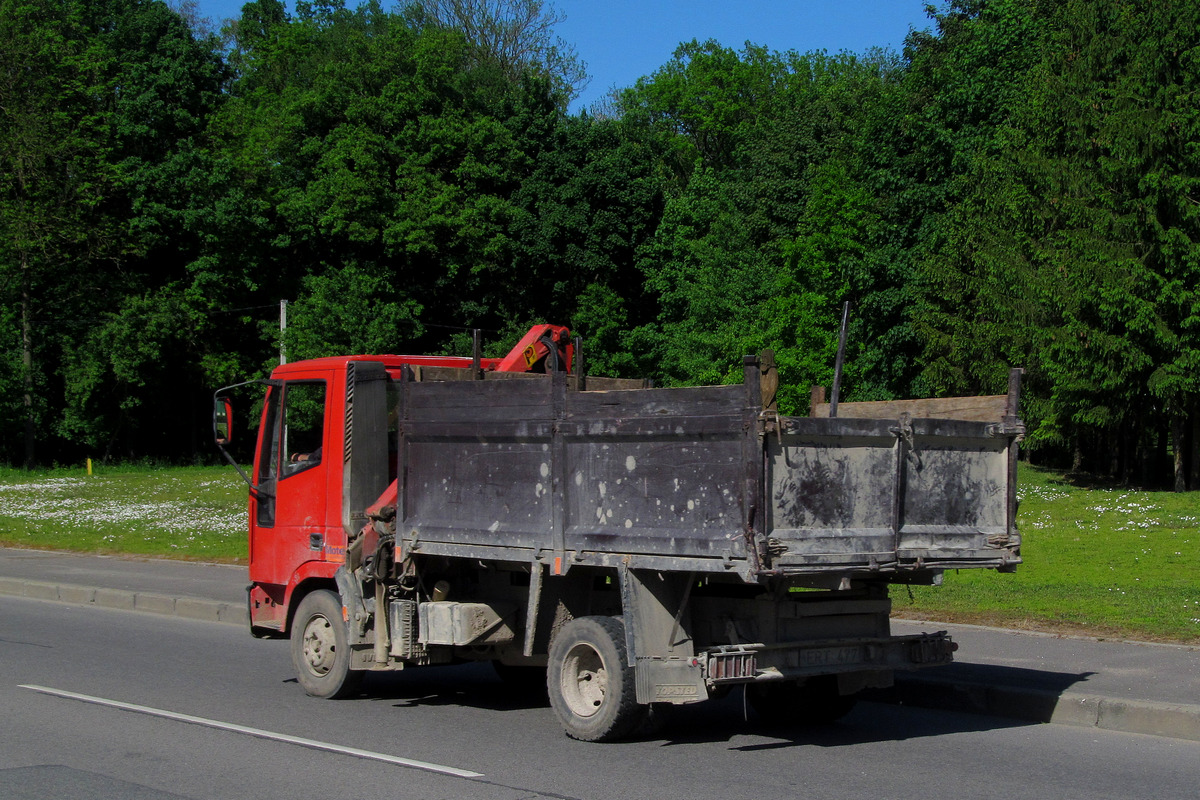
20, 684, 484, 779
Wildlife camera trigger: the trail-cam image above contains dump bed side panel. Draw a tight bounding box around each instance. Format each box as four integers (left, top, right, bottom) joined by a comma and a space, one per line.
397, 378, 754, 567
396, 371, 1020, 576
561, 386, 749, 559
766, 416, 1020, 571
400, 378, 556, 553
767, 421, 896, 562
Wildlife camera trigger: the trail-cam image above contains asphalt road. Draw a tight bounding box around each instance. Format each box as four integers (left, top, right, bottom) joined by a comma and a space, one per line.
3, 596, 1198, 800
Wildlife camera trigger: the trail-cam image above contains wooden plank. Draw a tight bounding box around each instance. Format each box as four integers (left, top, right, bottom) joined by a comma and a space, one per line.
416, 367, 646, 391
583, 376, 651, 391
418, 366, 552, 382
809, 393, 1008, 422
567, 384, 744, 419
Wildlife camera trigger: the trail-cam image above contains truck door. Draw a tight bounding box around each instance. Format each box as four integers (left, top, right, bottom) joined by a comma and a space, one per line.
250, 379, 331, 587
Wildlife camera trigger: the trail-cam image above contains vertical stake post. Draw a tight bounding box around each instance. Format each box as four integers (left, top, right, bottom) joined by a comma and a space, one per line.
472, 329, 482, 379
829, 301, 850, 418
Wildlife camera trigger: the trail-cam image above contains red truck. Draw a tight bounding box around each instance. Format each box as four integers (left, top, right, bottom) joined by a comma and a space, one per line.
215, 325, 1023, 741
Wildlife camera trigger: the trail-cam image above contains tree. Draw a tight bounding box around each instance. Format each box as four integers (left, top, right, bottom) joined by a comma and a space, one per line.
908, 0, 1060, 410
283, 265, 424, 360
0, 0, 117, 466
210, 2, 582, 365
506, 113, 665, 375
620, 42, 913, 405
916, 0, 1200, 487
630, 166, 840, 410
63, 0, 231, 461
777, 48, 919, 401
407, 0, 587, 102
1022, 0, 1200, 487
0, 0, 237, 465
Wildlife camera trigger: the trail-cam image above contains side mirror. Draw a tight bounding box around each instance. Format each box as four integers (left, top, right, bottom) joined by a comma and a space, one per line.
211, 379, 275, 501
214, 396, 233, 445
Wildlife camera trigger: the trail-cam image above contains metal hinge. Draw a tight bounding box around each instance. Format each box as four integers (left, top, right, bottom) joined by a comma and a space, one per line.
987, 421, 1027, 441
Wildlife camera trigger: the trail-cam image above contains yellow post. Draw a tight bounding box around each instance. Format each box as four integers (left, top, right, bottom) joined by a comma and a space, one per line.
87, 458, 92, 476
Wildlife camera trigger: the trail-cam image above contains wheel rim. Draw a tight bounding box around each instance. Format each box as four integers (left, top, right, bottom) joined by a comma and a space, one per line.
560, 642, 608, 718
301, 613, 337, 677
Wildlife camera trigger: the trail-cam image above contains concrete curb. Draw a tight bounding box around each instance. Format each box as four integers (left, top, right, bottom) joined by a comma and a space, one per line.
880, 673, 1200, 743
3, 579, 1197, 743
0, 578, 248, 627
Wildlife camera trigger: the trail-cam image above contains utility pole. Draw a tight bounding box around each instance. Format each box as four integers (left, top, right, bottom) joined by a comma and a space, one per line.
280, 299, 288, 365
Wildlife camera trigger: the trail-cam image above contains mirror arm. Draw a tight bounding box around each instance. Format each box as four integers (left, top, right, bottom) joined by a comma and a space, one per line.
216, 445, 273, 501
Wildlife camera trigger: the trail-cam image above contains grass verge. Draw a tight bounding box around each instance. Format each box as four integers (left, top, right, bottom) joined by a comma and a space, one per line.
0, 463, 1196, 643
896, 465, 1200, 643
0, 465, 247, 561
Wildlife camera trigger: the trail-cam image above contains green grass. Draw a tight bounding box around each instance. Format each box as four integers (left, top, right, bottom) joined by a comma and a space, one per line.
897, 465, 1200, 643
1, 463, 1197, 642
0, 465, 247, 561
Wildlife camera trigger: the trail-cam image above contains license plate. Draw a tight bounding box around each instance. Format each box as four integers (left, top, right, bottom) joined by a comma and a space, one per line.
799, 645, 863, 667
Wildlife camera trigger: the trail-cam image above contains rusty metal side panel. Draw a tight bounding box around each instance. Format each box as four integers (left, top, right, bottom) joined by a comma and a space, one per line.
398, 380, 756, 567
766, 417, 1018, 569
561, 387, 749, 560
766, 422, 898, 563
399, 378, 556, 552
898, 422, 1010, 557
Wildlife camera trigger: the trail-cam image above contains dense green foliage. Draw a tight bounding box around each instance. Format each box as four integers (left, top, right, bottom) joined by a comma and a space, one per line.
1, 0, 1198, 488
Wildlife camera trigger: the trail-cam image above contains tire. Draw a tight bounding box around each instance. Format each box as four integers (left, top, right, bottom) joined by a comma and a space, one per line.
290, 589, 364, 699
748, 675, 857, 726
547, 616, 646, 742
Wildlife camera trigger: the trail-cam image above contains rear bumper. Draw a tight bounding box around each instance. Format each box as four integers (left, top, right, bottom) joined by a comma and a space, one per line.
706, 631, 957, 685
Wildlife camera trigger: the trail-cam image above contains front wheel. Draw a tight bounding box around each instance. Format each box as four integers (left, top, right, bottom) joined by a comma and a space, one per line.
547, 616, 645, 741
290, 589, 364, 699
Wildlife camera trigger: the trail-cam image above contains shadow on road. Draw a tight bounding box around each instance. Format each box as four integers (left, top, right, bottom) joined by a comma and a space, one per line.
360, 662, 552, 713
865, 663, 1099, 725
325, 660, 1097, 747
904, 662, 1098, 695
638, 692, 1030, 749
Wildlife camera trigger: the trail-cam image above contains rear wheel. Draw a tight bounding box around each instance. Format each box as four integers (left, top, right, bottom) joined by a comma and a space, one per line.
748, 676, 857, 726
547, 616, 646, 741
291, 589, 364, 699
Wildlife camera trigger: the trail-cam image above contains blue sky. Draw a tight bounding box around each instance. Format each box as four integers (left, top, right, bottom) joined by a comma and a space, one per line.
191, 1, 938, 111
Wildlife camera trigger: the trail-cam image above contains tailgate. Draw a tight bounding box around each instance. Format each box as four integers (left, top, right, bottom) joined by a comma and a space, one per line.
764, 414, 1022, 573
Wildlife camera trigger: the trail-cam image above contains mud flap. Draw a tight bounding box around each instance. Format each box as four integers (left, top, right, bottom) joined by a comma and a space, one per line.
635, 657, 708, 704
619, 566, 708, 705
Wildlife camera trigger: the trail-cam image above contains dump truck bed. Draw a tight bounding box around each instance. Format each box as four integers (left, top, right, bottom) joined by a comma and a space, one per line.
395, 362, 1022, 583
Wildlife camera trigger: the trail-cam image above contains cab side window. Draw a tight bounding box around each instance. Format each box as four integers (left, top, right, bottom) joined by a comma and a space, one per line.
255, 381, 327, 527
281, 383, 326, 475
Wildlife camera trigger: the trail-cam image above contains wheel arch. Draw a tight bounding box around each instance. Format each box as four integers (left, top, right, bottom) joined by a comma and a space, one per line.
282, 567, 340, 636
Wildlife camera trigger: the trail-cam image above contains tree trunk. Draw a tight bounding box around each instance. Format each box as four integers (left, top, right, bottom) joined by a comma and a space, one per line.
1121, 420, 1136, 486
1185, 412, 1195, 494
1150, 419, 1166, 489
1109, 429, 1120, 478
1172, 409, 1186, 493
21, 253, 35, 469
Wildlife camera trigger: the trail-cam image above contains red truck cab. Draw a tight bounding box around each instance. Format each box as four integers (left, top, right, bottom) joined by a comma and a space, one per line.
218, 325, 573, 636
